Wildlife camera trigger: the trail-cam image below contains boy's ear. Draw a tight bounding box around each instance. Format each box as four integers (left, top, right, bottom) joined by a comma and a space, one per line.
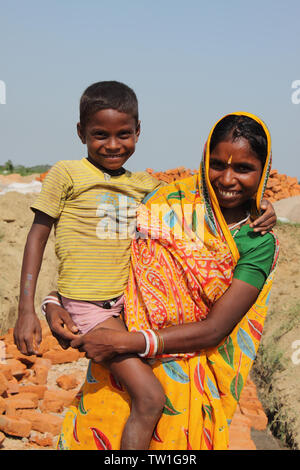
77, 123, 86, 144
135, 120, 141, 142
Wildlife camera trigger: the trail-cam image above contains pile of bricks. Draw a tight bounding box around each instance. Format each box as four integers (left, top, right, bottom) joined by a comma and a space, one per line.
146, 167, 300, 202
35, 172, 49, 183
146, 167, 197, 184
37, 167, 300, 203
0, 321, 269, 450
0, 321, 85, 449
263, 170, 300, 202
229, 378, 268, 450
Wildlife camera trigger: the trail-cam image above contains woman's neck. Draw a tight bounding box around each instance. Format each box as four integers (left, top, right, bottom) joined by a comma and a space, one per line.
221, 204, 250, 227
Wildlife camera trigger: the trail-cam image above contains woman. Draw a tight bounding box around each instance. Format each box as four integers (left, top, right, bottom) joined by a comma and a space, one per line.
47, 111, 278, 450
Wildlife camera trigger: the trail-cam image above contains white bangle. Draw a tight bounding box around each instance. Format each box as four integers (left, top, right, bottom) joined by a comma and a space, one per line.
137, 330, 150, 357
41, 295, 61, 316
137, 329, 158, 358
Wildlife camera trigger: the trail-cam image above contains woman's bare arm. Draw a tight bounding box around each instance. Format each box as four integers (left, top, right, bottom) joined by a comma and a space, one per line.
70, 278, 260, 362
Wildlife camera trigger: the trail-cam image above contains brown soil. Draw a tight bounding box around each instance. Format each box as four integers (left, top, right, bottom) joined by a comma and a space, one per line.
0, 192, 58, 333
252, 222, 300, 449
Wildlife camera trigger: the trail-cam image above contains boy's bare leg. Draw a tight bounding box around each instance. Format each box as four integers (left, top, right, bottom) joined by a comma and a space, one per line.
91, 316, 166, 450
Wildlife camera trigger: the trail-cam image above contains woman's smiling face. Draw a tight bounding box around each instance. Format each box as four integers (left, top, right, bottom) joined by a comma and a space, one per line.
209, 137, 263, 209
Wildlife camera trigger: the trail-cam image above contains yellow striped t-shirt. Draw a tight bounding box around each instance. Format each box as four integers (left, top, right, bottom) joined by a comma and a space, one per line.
31, 158, 163, 300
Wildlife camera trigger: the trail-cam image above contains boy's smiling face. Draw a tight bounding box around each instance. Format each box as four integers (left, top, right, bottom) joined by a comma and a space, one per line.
77, 108, 140, 171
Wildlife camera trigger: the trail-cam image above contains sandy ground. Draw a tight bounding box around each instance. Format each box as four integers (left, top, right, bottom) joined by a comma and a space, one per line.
274, 196, 300, 223
0, 183, 299, 449
253, 222, 300, 448
0, 192, 58, 333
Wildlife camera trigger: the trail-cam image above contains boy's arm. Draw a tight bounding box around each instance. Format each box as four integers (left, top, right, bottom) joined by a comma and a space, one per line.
250, 199, 276, 234
14, 211, 55, 355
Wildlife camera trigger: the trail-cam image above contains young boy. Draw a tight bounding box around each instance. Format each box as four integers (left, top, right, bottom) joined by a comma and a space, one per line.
14, 81, 166, 450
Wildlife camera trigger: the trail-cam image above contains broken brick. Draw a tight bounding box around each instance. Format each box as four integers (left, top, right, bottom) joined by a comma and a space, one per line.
0, 415, 31, 437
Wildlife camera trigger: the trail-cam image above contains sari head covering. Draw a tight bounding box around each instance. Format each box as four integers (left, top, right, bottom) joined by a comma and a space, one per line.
58, 112, 279, 451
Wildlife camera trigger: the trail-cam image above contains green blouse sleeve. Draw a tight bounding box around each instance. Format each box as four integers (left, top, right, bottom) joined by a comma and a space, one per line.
231, 225, 275, 290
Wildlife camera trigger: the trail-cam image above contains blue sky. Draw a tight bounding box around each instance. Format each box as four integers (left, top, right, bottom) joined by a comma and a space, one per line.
0, 0, 300, 177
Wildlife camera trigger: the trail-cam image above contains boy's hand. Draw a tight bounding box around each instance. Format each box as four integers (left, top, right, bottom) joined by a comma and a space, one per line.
14, 309, 42, 355
45, 302, 79, 349
250, 198, 277, 235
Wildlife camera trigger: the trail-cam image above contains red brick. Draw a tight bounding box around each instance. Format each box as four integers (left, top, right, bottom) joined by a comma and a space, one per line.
56, 374, 79, 390
40, 320, 52, 338
18, 384, 47, 399
0, 415, 31, 437
2, 329, 14, 345
5, 359, 27, 379
37, 335, 61, 355
5, 405, 17, 417
6, 379, 20, 395
229, 425, 252, 442
17, 392, 39, 406
4, 344, 19, 359
40, 397, 65, 413
229, 439, 256, 450
230, 412, 252, 427
42, 348, 81, 364
240, 407, 268, 430
43, 389, 76, 407
31, 364, 49, 385
17, 410, 63, 435
0, 372, 8, 396
4, 396, 37, 410
16, 353, 37, 367
0, 431, 5, 445
29, 432, 54, 447
34, 357, 52, 368
0, 397, 6, 414
238, 397, 264, 412
0, 365, 13, 381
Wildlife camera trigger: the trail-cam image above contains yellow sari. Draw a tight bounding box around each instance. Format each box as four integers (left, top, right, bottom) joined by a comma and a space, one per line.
58, 112, 279, 450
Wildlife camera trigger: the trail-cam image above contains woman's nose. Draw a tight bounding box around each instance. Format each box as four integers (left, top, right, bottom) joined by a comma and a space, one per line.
220, 167, 236, 187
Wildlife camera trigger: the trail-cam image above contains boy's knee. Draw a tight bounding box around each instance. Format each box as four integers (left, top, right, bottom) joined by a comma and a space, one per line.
132, 386, 166, 418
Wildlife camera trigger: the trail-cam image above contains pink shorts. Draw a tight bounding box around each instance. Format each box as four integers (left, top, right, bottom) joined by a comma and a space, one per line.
60, 295, 124, 335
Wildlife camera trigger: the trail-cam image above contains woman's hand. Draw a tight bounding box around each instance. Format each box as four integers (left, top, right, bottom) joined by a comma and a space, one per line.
250, 198, 276, 235
70, 327, 144, 363
45, 300, 79, 349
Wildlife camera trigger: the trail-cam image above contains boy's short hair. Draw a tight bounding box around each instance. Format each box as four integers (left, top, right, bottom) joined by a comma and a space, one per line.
79, 81, 139, 130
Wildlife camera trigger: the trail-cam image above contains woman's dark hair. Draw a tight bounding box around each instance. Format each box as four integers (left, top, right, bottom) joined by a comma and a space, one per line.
209, 115, 268, 165
79, 81, 139, 131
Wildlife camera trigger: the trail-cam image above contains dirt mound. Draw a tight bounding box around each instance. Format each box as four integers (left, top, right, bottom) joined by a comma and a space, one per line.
0, 192, 58, 333
253, 223, 300, 449
274, 196, 300, 223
